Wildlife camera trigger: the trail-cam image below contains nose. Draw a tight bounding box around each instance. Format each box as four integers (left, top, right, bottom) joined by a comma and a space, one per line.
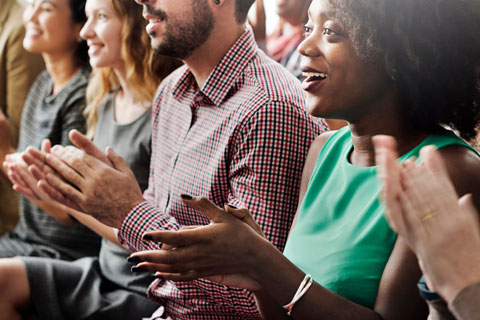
298, 33, 321, 58
79, 17, 94, 40
23, 2, 40, 24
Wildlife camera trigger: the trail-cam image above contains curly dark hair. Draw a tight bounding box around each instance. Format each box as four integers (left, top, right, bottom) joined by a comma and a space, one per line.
329, 0, 480, 141
68, 0, 89, 67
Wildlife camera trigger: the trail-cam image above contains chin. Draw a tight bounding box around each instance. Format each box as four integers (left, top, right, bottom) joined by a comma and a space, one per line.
89, 59, 104, 69
22, 42, 41, 54
306, 100, 337, 119
150, 37, 163, 52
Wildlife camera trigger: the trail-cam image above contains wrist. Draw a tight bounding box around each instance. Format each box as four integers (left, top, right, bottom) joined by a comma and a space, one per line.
246, 236, 283, 282
434, 259, 480, 303
0, 146, 14, 163
440, 275, 480, 304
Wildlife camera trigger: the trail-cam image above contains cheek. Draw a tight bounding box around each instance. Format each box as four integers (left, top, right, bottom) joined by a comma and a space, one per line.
103, 29, 123, 57
44, 17, 74, 40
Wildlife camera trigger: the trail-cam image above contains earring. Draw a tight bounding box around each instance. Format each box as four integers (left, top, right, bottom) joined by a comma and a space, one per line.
214, 0, 220, 4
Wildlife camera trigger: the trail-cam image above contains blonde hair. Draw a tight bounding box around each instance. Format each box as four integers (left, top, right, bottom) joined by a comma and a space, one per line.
84, 0, 181, 138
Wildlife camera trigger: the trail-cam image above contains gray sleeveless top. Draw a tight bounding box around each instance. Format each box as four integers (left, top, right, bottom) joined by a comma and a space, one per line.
4, 67, 102, 260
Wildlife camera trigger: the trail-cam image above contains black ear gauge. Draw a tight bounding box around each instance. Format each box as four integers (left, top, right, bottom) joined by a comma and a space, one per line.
214, 0, 221, 4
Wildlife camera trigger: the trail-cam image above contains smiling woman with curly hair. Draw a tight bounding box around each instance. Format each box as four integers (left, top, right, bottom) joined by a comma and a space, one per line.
126, 0, 480, 319
329, 0, 480, 141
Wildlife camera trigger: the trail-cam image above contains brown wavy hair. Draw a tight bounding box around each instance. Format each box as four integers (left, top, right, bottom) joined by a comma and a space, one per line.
84, 0, 182, 138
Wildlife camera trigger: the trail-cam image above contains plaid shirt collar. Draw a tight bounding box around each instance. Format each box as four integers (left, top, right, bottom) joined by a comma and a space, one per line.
172, 27, 258, 106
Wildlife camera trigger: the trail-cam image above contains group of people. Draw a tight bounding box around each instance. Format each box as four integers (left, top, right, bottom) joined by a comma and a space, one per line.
0, 0, 479, 319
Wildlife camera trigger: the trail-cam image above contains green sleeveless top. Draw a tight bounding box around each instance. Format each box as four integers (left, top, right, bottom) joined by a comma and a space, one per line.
283, 127, 478, 308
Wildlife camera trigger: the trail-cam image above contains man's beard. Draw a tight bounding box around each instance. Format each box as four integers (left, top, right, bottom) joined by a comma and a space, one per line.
145, 2, 214, 60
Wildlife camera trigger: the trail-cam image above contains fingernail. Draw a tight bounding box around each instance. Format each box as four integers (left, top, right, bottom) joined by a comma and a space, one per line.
227, 204, 238, 209
127, 256, 141, 263
142, 234, 153, 241
180, 194, 193, 200
131, 265, 148, 273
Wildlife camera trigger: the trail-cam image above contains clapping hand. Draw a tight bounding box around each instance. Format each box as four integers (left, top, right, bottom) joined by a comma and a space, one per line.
374, 135, 480, 303
21, 130, 144, 228
128, 196, 267, 291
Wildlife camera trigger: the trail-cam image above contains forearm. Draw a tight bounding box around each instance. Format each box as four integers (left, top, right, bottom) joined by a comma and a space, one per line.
28, 197, 75, 226
67, 208, 121, 247
254, 289, 289, 320
250, 239, 381, 320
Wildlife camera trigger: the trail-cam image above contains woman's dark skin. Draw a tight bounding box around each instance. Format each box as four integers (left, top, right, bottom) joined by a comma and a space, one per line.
129, 0, 480, 319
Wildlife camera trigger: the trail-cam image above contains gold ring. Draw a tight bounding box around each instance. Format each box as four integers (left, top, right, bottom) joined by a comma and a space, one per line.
421, 211, 437, 222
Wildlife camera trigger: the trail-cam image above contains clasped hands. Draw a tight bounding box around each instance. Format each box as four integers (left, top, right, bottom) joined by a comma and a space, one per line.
129, 196, 268, 291
373, 135, 480, 304
3, 129, 144, 228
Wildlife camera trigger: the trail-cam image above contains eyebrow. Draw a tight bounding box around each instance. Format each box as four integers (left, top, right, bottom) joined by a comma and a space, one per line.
40, 0, 57, 6
308, 9, 337, 21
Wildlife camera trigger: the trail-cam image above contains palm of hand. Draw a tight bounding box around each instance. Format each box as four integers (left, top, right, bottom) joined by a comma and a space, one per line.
131, 197, 267, 291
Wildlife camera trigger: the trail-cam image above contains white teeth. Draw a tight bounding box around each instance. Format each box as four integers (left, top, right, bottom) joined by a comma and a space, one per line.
302, 72, 328, 78
149, 19, 162, 23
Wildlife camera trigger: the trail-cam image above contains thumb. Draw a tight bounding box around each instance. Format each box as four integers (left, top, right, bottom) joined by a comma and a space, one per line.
181, 196, 226, 223
105, 147, 134, 175
41, 139, 52, 153
420, 145, 448, 177
224, 205, 265, 238
69, 130, 111, 166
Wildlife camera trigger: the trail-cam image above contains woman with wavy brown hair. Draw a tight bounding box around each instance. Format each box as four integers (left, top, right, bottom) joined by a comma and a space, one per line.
0, 0, 181, 318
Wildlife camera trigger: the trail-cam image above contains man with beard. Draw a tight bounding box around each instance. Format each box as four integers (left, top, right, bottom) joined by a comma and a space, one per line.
11, 0, 326, 318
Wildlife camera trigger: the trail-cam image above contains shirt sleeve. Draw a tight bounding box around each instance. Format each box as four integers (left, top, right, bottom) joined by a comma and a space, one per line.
228, 100, 323, 250
118, 99, 324, 253
118, 89, 181, 252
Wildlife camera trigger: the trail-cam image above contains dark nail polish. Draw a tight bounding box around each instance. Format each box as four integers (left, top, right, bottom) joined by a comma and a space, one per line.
180, 194, 193, 200
131, 265, 148, 273
142, 234, 153, 241
127, 256, 141, 263
228, 204, 238, 209
152, 274, 163, 279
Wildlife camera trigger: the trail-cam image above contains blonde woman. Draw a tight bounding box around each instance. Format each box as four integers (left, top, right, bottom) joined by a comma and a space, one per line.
0, 0, 181, 318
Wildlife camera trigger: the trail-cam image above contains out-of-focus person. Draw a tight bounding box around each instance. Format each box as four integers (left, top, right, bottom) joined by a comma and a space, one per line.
0, 0, 45, 234
374, 135, 480, 320
0, 0, 182, 318
251, 0, 310, 78
0, 0, 102, 261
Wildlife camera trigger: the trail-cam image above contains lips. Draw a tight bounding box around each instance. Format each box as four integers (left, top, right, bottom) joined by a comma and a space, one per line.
87, 42, 103, 56
144, 14, 165, 35
25, 26, 42, 38
143, 6, 167, 35
301, 66, 328, 92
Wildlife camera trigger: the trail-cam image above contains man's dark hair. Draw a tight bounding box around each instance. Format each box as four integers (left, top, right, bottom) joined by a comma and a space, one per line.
329, 0, 480, 141
235, 0, 255, 23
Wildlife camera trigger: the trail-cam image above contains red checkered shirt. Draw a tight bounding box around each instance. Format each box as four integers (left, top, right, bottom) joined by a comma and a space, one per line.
118, 28, 327, 319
